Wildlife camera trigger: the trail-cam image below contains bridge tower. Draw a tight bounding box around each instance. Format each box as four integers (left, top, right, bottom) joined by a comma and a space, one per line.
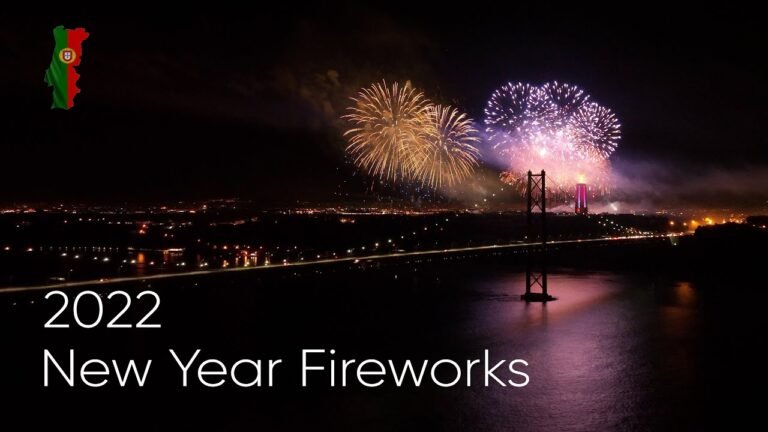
522, 170, 555, 302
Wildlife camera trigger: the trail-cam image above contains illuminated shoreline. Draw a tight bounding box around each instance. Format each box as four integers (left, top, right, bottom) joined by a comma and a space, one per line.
0, 234, 684, 294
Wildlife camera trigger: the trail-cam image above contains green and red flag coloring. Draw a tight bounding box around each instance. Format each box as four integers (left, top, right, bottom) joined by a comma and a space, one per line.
44, 26, 89, 110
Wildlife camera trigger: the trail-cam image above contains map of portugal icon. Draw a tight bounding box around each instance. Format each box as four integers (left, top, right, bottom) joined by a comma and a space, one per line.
44, 26, 89, 110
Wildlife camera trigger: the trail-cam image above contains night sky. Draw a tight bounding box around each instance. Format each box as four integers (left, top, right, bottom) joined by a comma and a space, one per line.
2, 6, 766, 207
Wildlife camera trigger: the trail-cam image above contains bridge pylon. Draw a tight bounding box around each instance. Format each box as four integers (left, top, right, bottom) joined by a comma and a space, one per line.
522, 170, 556, 302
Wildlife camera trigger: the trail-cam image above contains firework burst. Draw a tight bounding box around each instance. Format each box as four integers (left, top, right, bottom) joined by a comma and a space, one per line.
343, 82, 480, 190
411, 105, 481, 189
484, 82, 557, 139
484, 81, 621, 198
569, 102, 621, 159
343, 81, 430, 182
542, 81, 589, 116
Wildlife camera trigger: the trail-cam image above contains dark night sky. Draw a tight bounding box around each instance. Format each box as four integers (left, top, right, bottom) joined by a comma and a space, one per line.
1, 6, 766, 207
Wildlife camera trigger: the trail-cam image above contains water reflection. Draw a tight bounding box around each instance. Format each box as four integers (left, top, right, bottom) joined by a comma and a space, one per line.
671, 281, 697, 307
452, 273, 697, 431
2, 265, 746, 430
135, 252, 146, 276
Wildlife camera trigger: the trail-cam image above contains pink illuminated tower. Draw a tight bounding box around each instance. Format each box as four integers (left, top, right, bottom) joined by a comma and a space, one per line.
575, 183, 588, 214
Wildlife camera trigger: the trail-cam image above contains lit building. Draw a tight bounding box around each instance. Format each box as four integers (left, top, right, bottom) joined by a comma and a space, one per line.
575, 183, 588, 214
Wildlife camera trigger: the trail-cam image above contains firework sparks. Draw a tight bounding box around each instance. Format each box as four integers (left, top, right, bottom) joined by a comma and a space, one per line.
411, 105, 481, 188
343, 82, 479, 190
569, 102, 621, 159
484, 81, 621, 197
542, 81, 590, 118
343, 81, 430, 182
484, 82, 557, 139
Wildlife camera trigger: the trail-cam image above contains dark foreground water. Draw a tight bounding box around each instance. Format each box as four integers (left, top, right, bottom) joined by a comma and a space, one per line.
1, 255, 763, 431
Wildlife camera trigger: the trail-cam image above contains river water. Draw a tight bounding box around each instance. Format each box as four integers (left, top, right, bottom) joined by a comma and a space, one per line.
1, 259, 761, 430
